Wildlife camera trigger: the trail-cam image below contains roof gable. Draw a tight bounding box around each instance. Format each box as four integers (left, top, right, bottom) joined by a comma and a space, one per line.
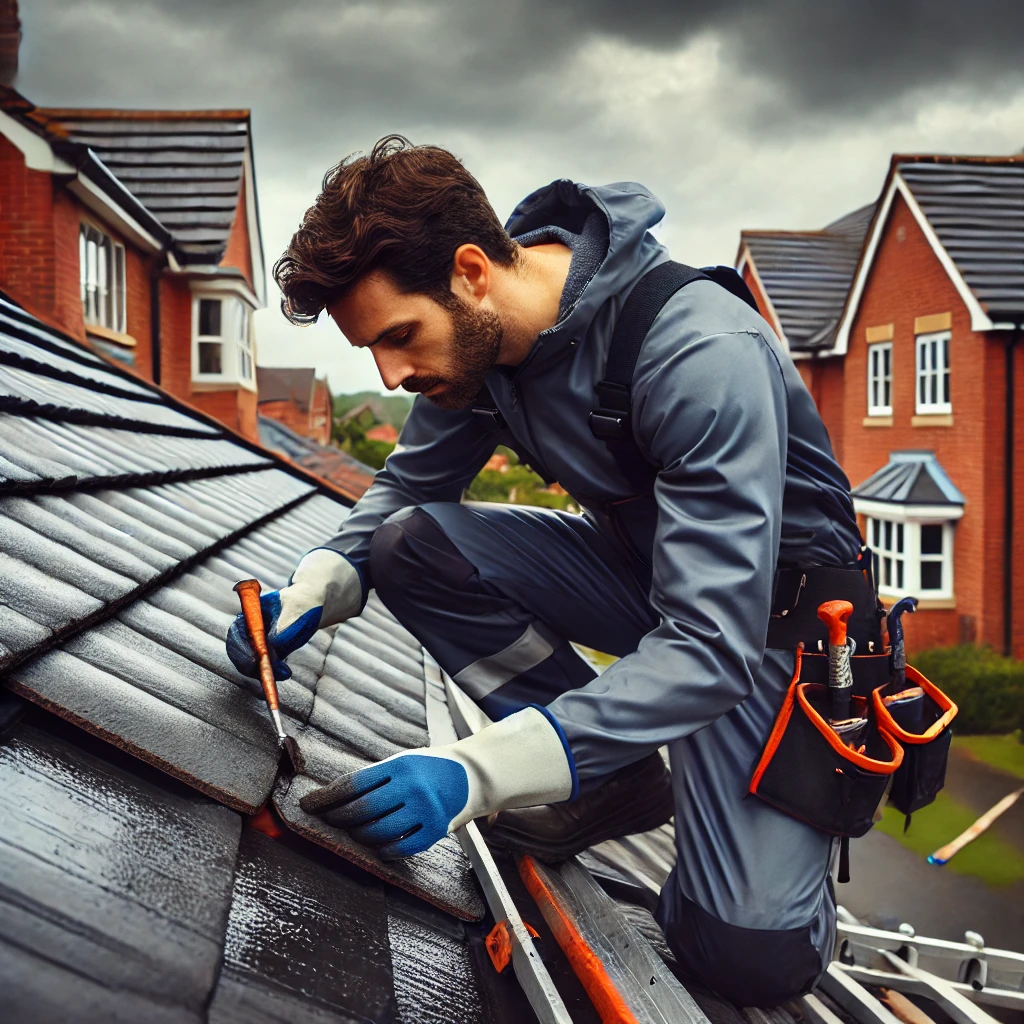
833, 154, 1024, 355
738, 203, 874, 353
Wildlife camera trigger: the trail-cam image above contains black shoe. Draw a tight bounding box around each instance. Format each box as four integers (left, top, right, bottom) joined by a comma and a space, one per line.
481, 751, 674, 862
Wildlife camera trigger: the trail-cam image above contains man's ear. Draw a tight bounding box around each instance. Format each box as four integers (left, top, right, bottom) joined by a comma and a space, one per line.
450, 244, 490, 303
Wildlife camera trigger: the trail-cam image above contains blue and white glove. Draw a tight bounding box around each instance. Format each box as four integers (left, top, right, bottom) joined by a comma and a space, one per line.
298, 706, 578, 859
225, 548, 364, 680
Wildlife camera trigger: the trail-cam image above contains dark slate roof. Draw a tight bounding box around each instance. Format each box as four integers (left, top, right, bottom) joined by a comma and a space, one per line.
259, 414, 376, 502
256, 366, 317, 409
851, 450, 966, 506
741, 202, 875, 352
36, 108, 255, 273
0, 291, 499, 1020
898, 156, 1024, 319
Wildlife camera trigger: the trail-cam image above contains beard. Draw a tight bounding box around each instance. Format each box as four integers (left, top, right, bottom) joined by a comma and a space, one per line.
402, 296, 503, 410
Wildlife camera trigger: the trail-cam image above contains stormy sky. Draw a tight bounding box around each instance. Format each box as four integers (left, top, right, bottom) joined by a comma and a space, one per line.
16, 1, 1024, 394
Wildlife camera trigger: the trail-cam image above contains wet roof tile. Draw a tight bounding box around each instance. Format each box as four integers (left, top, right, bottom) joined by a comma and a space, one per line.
0, 719, 241, 1023
208, 829, 398, 1024
1, 293, 485, 939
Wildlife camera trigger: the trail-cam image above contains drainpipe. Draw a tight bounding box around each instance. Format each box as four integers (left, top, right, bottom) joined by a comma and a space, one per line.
1005, 325, 1021, 657
149, 251, 166, 385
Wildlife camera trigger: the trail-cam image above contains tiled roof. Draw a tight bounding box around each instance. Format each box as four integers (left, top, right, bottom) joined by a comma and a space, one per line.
36, 107, 256, 274
0, 290, 494, 1018
741, 203, 875, 352
898, 156, 1024, 319
851, 450, 965, 506
259, 414, 376, 502
256, 365, 317, 409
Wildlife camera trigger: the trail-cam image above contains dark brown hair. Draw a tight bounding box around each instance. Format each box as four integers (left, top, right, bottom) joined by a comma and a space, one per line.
274, 135, 518, 324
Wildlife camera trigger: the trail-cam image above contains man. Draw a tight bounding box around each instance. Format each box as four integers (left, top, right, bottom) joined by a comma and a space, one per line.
227, 136, 865, 1005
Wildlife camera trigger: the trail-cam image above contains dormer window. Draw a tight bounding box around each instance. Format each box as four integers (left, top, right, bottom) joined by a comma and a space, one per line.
79, 223, 126, 334
192, 292, 255, 385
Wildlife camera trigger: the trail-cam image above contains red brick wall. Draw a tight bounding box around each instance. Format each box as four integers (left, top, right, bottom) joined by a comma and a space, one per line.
311, 379, 331, 445
259, 397, 309, 435
51, 189, 85, 341
190, 386, 258, 441
160, 276, 192, 398
0, 134, 58, 323
844, 192, 1000, 654
219, 175, 253, 288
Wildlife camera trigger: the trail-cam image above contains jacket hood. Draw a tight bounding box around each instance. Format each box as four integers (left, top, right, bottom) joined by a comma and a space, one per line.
504, 180, 669, 365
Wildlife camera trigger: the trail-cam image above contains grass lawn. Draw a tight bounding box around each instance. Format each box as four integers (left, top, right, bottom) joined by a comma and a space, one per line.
952, 733, 1024, 781
876, 791, 1024, 887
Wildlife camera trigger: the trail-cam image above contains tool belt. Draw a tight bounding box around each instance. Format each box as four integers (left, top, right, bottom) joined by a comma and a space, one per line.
752, 565, 958, 846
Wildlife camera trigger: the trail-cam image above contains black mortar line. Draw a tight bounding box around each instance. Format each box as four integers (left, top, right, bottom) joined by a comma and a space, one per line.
0, 489, 315, 683
0, 459, 274, 500
0, 347, 165, 404
0, 397, 220, 438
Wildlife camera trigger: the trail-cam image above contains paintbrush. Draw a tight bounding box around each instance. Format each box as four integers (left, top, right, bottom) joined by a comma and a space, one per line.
233, 578, 306, 775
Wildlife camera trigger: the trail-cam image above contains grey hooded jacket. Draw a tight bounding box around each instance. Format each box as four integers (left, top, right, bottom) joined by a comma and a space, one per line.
324, 179, 861, 781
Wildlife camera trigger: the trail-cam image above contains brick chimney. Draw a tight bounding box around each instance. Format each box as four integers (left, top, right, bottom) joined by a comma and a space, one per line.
0, 1, 19, 86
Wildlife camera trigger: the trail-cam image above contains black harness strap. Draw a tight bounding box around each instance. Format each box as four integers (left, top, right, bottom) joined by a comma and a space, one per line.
590, 262, 707, 492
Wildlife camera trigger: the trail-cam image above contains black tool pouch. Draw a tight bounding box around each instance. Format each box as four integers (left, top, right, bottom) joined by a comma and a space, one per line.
872, 667, 958, 825
750, 647, 904, 839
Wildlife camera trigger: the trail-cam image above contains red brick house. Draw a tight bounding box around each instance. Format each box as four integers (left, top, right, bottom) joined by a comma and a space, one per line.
256, 366, 332, 446
739, 154, 1024, 657
0, 84, 266, 440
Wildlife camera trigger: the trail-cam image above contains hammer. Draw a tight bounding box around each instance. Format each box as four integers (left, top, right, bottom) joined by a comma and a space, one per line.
233, 578, 305, 775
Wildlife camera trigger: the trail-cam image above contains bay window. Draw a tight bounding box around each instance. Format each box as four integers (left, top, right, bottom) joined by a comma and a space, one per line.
865, 514, 956, 601
192, 292, 255, 385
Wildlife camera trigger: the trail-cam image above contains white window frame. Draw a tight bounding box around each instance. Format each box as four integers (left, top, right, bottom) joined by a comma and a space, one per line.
915, 329, 951, 414
79, 222, 126, 334
863, 509, 956, 601
867, 341, 893, 415
191, 289, 256, 388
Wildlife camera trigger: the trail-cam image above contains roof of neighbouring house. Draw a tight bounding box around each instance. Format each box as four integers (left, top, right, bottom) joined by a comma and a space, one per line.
258, 413, 376, 501
739, 202, 876, 352
851, 450, 966, 506
256, 365, 320, 409
36, 106, 262, 279
895, 155, 1024, 320
0, 289, 499, 1019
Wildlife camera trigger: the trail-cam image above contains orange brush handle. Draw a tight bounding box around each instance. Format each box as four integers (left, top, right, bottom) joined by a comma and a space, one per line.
817, 599, 853, 648
233, 579, 280, 711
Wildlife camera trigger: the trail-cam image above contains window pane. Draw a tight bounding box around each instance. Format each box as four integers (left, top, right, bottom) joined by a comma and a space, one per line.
884, 376, 891, 408
921, 560, 942, 590
79, 229, 87, 303
114, 245, 126, 333
198, 341, 222, 374
871, 519, 880, 547
883, 346, 891, 375
883, 556, 892, 586
921, 524, 943, 555
199, 298, 222, 337
896, 559, 904, 589
896, 523, 904, 553
884, 521, 892, 551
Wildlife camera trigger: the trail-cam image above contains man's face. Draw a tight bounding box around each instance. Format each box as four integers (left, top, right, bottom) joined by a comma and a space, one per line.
328, 270, 502, 410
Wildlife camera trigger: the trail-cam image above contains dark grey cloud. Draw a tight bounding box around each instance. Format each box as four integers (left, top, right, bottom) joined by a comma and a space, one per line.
13, 0, 1023, 392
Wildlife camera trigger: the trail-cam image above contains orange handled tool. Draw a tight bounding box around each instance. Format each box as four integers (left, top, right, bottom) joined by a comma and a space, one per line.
817, 600, 855, 723
233, 578, 305, 774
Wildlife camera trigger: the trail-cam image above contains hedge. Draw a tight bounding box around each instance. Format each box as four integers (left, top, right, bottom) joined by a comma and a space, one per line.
912, 645, 1024, 735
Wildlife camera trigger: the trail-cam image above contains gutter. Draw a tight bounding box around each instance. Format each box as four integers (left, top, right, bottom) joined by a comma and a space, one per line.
1005, 324, 1021, 657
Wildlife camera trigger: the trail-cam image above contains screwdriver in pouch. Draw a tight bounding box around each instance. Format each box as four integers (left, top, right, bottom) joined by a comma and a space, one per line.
817, 600, 856, 723
233, 578, 306, 775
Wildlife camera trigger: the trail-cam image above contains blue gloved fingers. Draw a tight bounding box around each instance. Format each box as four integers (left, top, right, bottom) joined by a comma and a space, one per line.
348, 805, 423, 846
375, 826, 435, 861
298, 762, 394, 823
269, 601, 322, 654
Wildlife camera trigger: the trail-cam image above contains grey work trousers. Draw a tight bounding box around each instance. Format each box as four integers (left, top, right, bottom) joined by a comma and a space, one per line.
370, 501, 836, 1006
